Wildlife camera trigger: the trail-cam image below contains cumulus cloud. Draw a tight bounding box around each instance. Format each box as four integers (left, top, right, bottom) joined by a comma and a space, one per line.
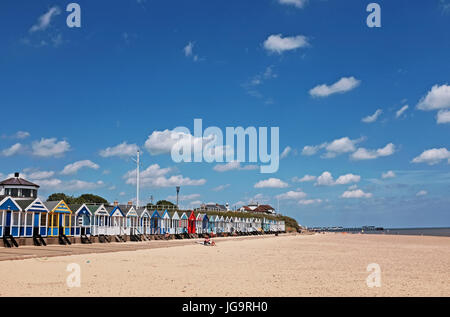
276, 190, 307, 200
292, 175, 316, 182
309, 77, 360, 98
315, 172, 361, 186
411, 148, 450, 165
437, 110, 450, 124
298, 199, 322, 205
302, 137, 364, 158
30, 6, 61, 33
341, 189, 372, 199
362, 109, 383, 123
1, 143, 23, 157
124, 164, 206, 188
61, 160, 100, 175
417, 84, 450, 111
183, 41, 199, 61
263, 34, 309, 54
280, 146, 292, 159
32, 138, 70, 157
396, 105, 409, 118
351, 143, 395, 160
381, 171, 396, 179
278, 0, 307, 8
167, 193, 201, 201
254, 178, 288, 188
416, 190, 428, 197
213, 161, 258, 172
99, 142, 139, 158
25, 169, 55, 180
212, 184, 230, 192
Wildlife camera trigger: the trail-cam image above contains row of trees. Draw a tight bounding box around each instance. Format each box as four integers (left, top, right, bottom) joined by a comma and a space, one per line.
47, 193, 108, 204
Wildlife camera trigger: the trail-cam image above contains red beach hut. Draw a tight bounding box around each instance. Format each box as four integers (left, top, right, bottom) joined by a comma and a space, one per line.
187, 211, 196, 234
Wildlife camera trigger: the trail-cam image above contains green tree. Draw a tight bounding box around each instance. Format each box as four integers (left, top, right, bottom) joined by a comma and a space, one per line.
76, 194, 108, 204
156, 200, 175, 206
47, 193, 74, 203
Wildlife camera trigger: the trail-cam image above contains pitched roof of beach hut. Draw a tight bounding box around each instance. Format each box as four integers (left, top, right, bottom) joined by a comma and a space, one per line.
0, 196, 21, 211
18, 198, 48, 213
44, 200, 72, 214
108, 205, 125, 217
71, 204, 92, 216
86, 204, 108, 216
150, 209, 161, 219
136, 207, 149, 217
125, 206, 138, 217
168, 210, 179, 219
180, 212, 188, 219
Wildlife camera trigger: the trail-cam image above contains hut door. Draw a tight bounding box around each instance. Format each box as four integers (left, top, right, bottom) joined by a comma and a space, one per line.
59, 214, 63, 235
5, 211, 11, 235
33, 213, 40, 236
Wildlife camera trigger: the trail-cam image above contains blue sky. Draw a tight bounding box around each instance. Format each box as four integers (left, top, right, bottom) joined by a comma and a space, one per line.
1, 0, 449, 227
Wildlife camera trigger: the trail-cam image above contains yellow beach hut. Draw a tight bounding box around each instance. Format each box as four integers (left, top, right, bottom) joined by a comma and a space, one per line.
44, 200, 72, 238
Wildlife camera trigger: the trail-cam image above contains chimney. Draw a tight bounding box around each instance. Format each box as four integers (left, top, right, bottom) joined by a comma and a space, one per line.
113, 200, 119, 206
128, 200, 133, 206
14, 172, 19, 178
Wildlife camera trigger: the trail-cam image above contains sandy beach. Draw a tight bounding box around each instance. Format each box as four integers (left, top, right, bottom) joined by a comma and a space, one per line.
0, 233, 449, 297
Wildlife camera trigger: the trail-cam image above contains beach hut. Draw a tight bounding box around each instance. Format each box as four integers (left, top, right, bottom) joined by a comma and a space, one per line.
187, 211, 196, 234
124, 206, 139, 235
69, 204, 92, 237
224, 216, 231, 233
44, 201, 72, 237
161, 210, 171, 234
195, 213, 203, 234
179, 212, 188, 233
202, 214, 209, 234
208, 214, 216, 234
89, 204, 110, 236
0, 196, 22, 238
108, 205, 126, 236
136, 207, 150, 235
16, 198, 48, 238
150, 210, 162, 235
167, 211, 179, 234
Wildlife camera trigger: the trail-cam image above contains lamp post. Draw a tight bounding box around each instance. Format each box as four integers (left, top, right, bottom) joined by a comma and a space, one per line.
176, 186, 180, 209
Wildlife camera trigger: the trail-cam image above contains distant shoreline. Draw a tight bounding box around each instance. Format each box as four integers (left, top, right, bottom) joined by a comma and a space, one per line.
360, 227, 450, 237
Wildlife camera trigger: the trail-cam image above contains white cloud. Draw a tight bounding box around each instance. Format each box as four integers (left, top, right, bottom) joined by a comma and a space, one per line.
124, 164, 206, 188
437, 110, 450, 124
315, 172, 361, 186
144, 129, 215, 156
417, 84, 450, 111
298, 199, 322, 205
411, 148, 450, 165
15, 131, 30, 139
2, 143, 23, 157
213, 161, 258, 172
99, 142, 139, 158
396, 105, 409, 118
167, 193, 201, 201
212, 184, 230, 192
254, 178, 288, 189
27, 170, 55, 180
278, 0, 307, 8
61, 160, 100, 175
276, 190, 307, 200
416, 190, 428, 197
309, 77, 360, 98
64, 180, 104, 191
292, 175, 316, 182
183, 41, 200, 61
32, 138, 70, 157
263, 34, 309, 54
341, 189, 372, 199
30, 6, 61, 33
351, 143, 395, 160
302, 137, 363, 158
362, 109, 383, 123
335, 174, 361, 185
381, 171, 396, 179
315, 172, 335, 186
280, 146, 292, 159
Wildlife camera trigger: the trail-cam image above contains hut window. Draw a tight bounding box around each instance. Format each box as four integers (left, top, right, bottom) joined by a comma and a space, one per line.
10, 188, 19, 197
0, 211, 3, 225
65, 215, 70, 227
71, 215, 75, 227
13, 213, 19, 225
26, 213, 33, 226
41, 214, 47, 226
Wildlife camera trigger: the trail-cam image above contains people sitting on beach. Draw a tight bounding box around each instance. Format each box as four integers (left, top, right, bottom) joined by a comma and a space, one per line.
203, 236, 211, 245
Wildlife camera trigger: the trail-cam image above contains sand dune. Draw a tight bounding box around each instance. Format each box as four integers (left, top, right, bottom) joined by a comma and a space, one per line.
0, 233, 449, 297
